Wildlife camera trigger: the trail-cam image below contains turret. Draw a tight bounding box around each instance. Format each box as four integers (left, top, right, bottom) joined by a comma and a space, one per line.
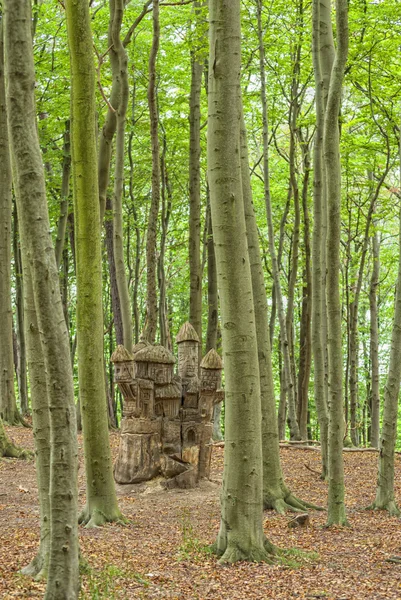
176, 322, 199, 381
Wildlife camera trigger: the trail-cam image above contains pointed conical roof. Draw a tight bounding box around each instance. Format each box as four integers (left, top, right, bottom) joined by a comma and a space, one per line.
111, 345, 135, 363
200, 349, 223, 370
176, 321, 200, 344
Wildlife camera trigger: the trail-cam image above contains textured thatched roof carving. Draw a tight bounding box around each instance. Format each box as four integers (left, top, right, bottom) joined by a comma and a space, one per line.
155, 380, 182, 399
132, 338, 151, 355
176, 322, 200, 344
135, 344, 176, 364
200, 349, 223, 370
111, 345, 135, 363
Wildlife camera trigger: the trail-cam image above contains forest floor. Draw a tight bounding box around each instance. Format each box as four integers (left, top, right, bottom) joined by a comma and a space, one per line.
1, 427, 401, 599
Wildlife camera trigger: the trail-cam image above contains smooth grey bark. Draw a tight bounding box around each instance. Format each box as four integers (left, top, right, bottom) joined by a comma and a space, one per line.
348, 171, 388, 446
65, 0, 121, 527
240, 110, 320, 514
311, 0, 330, 477
158, 132, 172, 350
144, 0, 160, 343
297, 132, 312, 441
13, 200, 28, 416
105, 198, 124, 346
4, 0, 79, 595
111, 0, 133, 351
0, 25, 18, 425
54, 119, 71, 270
256, 0, 300, 441
20, 267, 50, 580
369, 133, 401, 516
208, 0, 273, 563
369, 224, 380, 449
323, 0, 349, 526
205, 199, 222, 442
188, 0, 205, 344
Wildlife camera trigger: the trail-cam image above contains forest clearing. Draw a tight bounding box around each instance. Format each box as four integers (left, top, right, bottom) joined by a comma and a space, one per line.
1, 0, 401, 597
2, 426, 401, 600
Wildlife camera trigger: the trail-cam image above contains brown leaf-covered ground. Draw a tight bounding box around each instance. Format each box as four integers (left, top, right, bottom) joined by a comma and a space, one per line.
1, 426, 401, 599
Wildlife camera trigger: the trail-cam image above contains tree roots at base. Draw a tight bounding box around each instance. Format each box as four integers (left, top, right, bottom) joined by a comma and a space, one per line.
212, 538, 275, 565
366, 500, 400, 517
79, 505, 124, 528
265, 491, 323, 514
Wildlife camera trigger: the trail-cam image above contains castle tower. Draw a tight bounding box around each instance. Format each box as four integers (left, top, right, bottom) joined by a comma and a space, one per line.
176, 321, 200, 381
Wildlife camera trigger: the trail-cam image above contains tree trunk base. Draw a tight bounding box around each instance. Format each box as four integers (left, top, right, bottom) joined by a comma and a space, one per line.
79, 504, 123, 528
367, 500, 400, 517
21, 553, 48, 581
264, 486, 323, 514
213, 537, 275, 564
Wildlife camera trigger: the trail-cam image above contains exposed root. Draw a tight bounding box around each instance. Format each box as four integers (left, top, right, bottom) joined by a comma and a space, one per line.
268, 498, 303, 514
265, 491, 324, 514
286, 494, 324, 512
79, 505, 123, 528
217, 543, 274, 564
366, 501, 401, 517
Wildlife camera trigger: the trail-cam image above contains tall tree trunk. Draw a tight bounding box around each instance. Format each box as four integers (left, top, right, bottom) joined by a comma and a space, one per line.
369, 134, 401, 516
206, 198, 218, 353
158, 132, 172, 349
205, 196, 222, 441
256, 0, 300, 441
0, 25, 18, 425
20, 268, 51, 580
311, 0, 332, 478
54, 119, 71, 270
128, 126, 141, 344
240, 107, 320, 514
4, 0, 79, 595
105, 198, 124, 346
144, 0, 160, 343
65, 0, 121, 527
13, 201, 28, 416
369, 224, 380, 449
188, 0, 204, 343
323, 0, 349, 526
297, 134, 312, 441
208, 0, 273, 563
348, 171, 388, 446
111, 0, 132, 351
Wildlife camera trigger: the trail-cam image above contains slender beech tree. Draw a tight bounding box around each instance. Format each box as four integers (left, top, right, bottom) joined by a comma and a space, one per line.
54, 120, 71, 270
13, 202, 29, 416
20, 269, 50, 580
240, 111, 319, 514
65, 0, 121, 526
208, 0, 274, 562
111, 0, 133, 351
311, 0, 332, 478
0, 24, 18, 425
369, 221, 380, 449
323, 0, 349, 526
188, 0, 205, 343
4, 0, 79, 594
256, 0, 301, 441
144, 0, 161, 343
369, 136, 401, 516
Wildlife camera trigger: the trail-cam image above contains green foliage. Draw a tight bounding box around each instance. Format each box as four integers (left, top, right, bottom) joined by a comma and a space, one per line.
177, 508, 213, 562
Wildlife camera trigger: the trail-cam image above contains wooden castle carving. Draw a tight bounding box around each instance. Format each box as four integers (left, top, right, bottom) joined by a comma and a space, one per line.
112, 322, 224, 488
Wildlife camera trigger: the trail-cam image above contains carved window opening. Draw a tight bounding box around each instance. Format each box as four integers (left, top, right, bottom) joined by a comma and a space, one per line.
187, 429, 196, 445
